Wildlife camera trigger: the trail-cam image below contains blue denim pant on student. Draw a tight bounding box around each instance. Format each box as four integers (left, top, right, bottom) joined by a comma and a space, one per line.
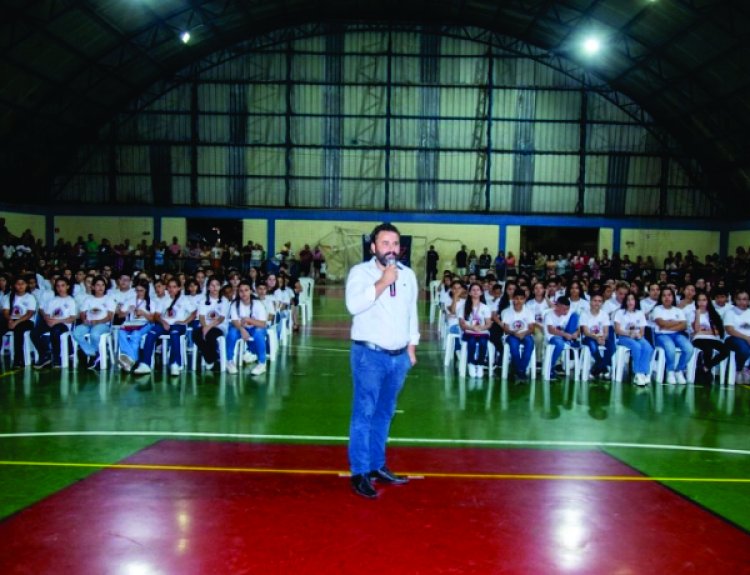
462, 333, 489, 366
139, 323, 187, 367
582, 335, 615, 374
506, 334, 535, 376
118, 324, 152, 362
546, 313, 580, 377
349, 344, 411, 475
73, 323, 110, 357
654, 332, 693, 372
617, 336, 654, 375
225, 325, 267, 364
726, 336, 750, 369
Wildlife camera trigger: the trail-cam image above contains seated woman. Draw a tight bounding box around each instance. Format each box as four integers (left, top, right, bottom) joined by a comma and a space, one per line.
543, 296, 580, 380
192, 277, 230, 370
1, 275, 38, 367
691, 291, 729, 384
117, 280, 156, 372
225, 280, 268, 376
613, 293, 653, 386
72, 275, 115, 369
132, 278, 196, 376
457, 282, 493, 378
31, 276, 77, 369
652, 287, 694, 384
500, 290, 536, 382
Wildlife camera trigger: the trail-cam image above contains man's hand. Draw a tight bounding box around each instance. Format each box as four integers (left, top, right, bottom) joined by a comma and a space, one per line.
407, 344, 417, 366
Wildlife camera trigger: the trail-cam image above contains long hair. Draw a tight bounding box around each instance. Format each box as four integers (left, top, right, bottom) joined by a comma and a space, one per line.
205, 277, 224, 306
166, 279, 181, 314
135, 279, 152, 312
233, 280, 254, 315
697, 290, 724, 339
463, 282, 486, 321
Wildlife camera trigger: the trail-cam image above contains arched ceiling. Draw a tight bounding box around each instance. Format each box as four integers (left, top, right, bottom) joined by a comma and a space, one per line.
1, 0, 749, 216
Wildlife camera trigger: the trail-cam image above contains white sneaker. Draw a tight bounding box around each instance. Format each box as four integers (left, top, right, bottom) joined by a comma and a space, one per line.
476, 366, 484, 378
675, 371, 687, 385
242, 351, 257, 365
250, 363, 267, 376
666, 371, 677, 384
170, 363, 181, 376
467, 364, 476, 377
226, 361, 238, 375
204, 362, 214, 371
132, 362, 151, 375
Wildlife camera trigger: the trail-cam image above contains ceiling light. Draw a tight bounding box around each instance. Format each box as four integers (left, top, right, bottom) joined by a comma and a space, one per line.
180, 31, 191, 44
582, 36, 601, 55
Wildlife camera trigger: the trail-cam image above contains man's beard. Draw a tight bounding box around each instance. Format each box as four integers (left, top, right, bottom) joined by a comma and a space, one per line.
374, 250, 398, 267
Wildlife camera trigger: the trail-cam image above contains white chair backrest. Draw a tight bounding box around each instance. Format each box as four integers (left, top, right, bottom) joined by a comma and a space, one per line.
299, 277, 314, 302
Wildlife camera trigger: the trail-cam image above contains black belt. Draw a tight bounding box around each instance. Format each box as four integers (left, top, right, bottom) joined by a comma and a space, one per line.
353, 340, 407, 356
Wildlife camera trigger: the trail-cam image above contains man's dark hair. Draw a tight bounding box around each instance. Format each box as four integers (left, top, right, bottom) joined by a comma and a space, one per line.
370, 223, 400, 244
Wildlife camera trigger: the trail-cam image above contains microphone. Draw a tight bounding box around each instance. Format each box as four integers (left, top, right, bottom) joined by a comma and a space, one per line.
386, 256, 396, 297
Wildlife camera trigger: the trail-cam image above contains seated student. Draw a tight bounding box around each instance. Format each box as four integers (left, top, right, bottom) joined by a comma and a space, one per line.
0, 275, 38, 366
132, 278, 196, 376
110, 273, 135, 326
711, 287, 732, 321
31, 276, 77, 369
457, 282, 493, 378
613, 293, 653, 386
566, 280, 590, 316
691, 291, 729, 384
526, 281, 550, 368
652, 286, 694, 384
225, 280, 268, 376
579, 292, 614, 379
117, 280, 157, 372
543, 296, 580, 380
724, 288, 750, 383
500, 290, 536, 382
72, 275, 115, 369
192, 277, 230, 370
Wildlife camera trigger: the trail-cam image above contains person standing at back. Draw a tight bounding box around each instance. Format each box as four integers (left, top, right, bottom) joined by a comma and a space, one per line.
345, 223, 419, 499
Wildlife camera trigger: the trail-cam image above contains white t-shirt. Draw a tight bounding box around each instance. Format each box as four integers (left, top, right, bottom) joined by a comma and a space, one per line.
651, 305, 687, 334
122, 296, 154, 327
198, 297, 231, 334
692, 309, 719, 341
544, 310, 574, 342
500, 306, 535, 335
456, 300, 492, 335
79, 294, 116, 322
602, 299, 624, 319
724, 306, 750, 338
3, 292, 38, 320
43, 296, 77, 327
228, 299, 268, 324
613, 309, 648, 335
579, 309, 610, 338
568, 298, 590, 316
159, 294, 196, 325
525, 298, 550, 326
110, 288, 135, 310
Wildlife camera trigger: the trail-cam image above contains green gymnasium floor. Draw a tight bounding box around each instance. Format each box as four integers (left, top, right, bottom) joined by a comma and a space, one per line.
0, 285, 749, 573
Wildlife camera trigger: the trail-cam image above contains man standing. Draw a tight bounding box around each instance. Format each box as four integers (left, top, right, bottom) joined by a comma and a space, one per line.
345, 223, 419, 499
455, 245, 468, 277
426, 245, 439, 286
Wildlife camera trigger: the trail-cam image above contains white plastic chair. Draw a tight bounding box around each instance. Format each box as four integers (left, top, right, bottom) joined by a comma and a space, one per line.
1, 331, 38, 367
190, 334, 228, 372
542, 340, 581, 381
298, 278, 314, 324
429, 280, 441, 324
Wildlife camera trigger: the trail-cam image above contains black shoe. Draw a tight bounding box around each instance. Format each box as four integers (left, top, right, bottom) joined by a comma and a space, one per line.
87, 356, 100, 370
34, 357, 52, 370
369, 466, 409, 485
351, 474, 378, 499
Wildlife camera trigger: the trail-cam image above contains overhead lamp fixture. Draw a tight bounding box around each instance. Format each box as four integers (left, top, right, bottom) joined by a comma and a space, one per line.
582, 35, 602, 56
180, 31, 191, 44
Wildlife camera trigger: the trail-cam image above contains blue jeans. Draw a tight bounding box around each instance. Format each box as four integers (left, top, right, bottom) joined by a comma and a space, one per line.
506, 334, 534, 376
73, 323, 111, 357
349, 344, 411, 475
655, 332, 694, 371
139, 323, 187, 367
582, 336, 614, 374
618, 336, 654, 375
462, 333, 489, 366
546, 314, 580, 376
118, 324, 152, 361
225, 325, 268, 364
726, 336, 750, 369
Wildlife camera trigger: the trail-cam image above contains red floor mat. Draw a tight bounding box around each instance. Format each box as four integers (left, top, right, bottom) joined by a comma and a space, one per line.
1, 441, 748, 574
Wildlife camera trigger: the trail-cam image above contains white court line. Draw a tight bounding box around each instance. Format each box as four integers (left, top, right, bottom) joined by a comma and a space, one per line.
0, 431, 749, 457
